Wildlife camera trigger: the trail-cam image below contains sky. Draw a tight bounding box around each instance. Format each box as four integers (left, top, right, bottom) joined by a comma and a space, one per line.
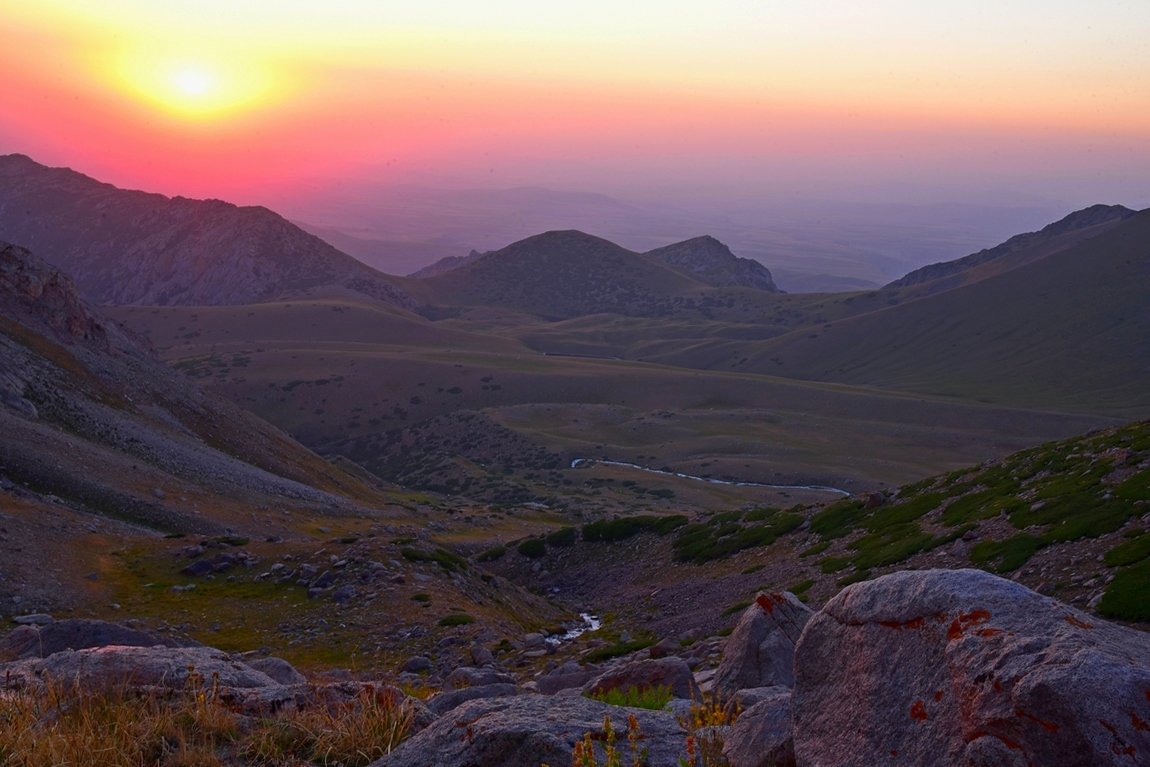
3, 1, 1149, 211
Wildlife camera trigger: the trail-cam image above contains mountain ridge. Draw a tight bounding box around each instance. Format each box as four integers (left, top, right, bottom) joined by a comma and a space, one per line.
0, 154, 416, 308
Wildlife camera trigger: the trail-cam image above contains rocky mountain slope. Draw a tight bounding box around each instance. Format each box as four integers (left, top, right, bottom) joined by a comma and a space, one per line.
0, 154, 415, 308
0, 240, 398, 608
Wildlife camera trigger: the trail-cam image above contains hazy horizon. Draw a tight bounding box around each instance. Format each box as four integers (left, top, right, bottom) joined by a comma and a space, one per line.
4, 2, 1148, 209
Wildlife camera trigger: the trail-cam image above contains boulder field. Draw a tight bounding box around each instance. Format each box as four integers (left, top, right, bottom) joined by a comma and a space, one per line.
3, 569, 1148, 766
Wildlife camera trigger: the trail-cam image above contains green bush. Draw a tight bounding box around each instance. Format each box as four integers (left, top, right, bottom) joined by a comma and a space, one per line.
438, 614, 475, 627
545, 527, 578, 547
581, 515, 688, 542
809, 499, 866, 540
516, 538, 547, 559
1098, 560, 1150, 621
1104, 532, 1150, 567
969, 535, 1043, 573
401, 547, 468, 572
583, 638, 655, 664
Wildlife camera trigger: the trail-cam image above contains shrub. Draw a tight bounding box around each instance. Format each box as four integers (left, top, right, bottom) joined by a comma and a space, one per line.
545, 526, 578, 547
581, 515, 688, 542
1104, 532, 1150, 567
1098, 560, 1150, 621
969, 534, 1043, 573
438, 613, 475, 627
476, 545, 506, 562
400, 546, 468, 572
517, 538, 547, 559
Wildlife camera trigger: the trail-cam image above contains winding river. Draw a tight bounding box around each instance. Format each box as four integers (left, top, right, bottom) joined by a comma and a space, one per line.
569, 458, 850, 497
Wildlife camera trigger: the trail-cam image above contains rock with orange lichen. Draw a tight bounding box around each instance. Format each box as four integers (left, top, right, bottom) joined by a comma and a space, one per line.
791, 568, 1150, 767
713, 591, 812, 696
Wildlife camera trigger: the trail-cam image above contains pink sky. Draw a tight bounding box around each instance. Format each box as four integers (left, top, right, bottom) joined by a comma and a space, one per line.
4, 1, 1148, 209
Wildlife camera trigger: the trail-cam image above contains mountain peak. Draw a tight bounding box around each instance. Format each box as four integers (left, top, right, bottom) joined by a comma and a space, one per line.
645, 236, 780, 292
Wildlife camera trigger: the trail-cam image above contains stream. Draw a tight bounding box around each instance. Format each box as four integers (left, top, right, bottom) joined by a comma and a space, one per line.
546, 613, 602, 645
569, 458, 850, 497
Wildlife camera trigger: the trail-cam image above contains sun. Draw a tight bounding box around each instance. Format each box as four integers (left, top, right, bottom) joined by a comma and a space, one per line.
113, 50, 275, 121
170, 66, 217, 99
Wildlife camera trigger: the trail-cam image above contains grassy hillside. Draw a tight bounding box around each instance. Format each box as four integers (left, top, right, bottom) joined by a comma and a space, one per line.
644, 209, 1150, 416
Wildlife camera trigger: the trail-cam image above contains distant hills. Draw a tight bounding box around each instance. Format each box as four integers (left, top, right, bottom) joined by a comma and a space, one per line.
412, 229, 780, 320
656, 206, 1150, 415
0, 154, 415, 308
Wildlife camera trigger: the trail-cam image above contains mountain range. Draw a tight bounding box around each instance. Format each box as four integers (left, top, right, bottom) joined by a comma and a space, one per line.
0, 154, 415, 308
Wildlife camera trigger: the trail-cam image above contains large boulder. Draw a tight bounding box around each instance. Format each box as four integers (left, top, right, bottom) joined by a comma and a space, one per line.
792, 568, 1150, 767
370, 694, 690, 767
537, 660, 596, 694
0, 619, 186, 661
583, 656, 700, 701
0, 645, 279, 692
722, 689, 795, 767
713, 592, 812, 696
426, 683, 521, 716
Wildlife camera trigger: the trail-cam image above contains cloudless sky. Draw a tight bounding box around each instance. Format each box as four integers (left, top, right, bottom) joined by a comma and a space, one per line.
3, 1, 1149, 209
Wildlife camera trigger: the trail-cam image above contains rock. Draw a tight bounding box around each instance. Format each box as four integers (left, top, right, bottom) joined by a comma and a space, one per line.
713, 592, 811, 696
648, 636, 680, 659
401, 655, 432, 674
792, 568, 1150, 767
370, 694, 690, 767
447, 666, 515, 690
722, 689, 795, 767
247, 656, 307, 685
1, 645, 279, 692
470, 642, 495, 667
426, 682, 520, 715
0, 619, 186, 660
11, 613, 53, 626
522, 632, 546, 649
537, 660, 595, 694
584, 656, 700, 701
733, 685, 791, 711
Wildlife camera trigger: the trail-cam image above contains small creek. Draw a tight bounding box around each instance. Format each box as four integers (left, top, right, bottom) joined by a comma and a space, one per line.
546, 613, 602, 645
570, 458, 850, 497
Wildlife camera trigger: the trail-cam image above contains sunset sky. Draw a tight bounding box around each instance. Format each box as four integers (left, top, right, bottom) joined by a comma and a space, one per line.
4, 1, 1149, 210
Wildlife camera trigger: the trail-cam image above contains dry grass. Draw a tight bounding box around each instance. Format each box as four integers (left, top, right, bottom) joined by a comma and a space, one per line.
0, 675, 414, 767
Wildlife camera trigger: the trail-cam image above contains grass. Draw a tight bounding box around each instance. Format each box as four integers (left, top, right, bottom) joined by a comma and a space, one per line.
438, 613, 476, 627
0, 675, 414, 767
969, 534, 1043, 573
586, 685, 673, 711
1104, 531, 1150, 567
583, 638, 656, 664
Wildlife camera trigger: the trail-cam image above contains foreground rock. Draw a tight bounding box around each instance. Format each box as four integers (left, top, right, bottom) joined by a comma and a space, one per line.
722, 688, 795, 767
713, 591, 811, 695
792, 568, 1150, 767
1, 645, 280, 691
0, 619, 187, 660
583, 656, 700, 700
371, 694, 689, 767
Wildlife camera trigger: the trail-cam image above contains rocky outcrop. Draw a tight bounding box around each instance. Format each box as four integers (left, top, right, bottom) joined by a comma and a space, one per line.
713, 592, 812, 695
537, 660, 597, 694
645, 235, 780, 292
791, 568, 1150, 767
370, 694, 690, 767
426, 683, 521, 716
0, 645, 280, 692
722, 689, 796, 767
583, 656, 700, 701
0, 242, 107, 348
0, 619, 186, 661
